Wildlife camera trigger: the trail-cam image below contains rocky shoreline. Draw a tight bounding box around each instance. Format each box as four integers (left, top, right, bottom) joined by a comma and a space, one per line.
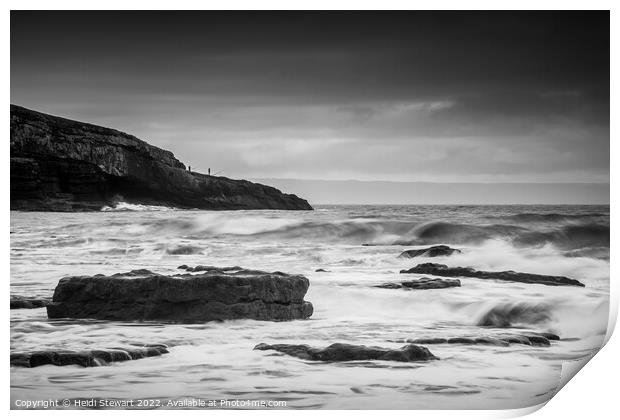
10, 244, 586, 370
10, 105, 312, 211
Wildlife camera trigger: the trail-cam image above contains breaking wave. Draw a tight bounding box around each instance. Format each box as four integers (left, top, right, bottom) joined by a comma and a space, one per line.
390, 221, 610, 250
513, 223, 610, 249
101, 202, 178, 212
129, 214, 609, 253
401, 222, 526, 245
487, 212, 608, 223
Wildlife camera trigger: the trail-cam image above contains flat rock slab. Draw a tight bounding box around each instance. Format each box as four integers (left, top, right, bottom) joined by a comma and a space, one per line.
11, 344, 168, 368
254, 342, 438, 362
375, 277, 461, 290
47, 267, 313, 322
400, 263, 585, 287
10, 295, 50, 309
399, 245, 462, 258
392, 332, 559, 347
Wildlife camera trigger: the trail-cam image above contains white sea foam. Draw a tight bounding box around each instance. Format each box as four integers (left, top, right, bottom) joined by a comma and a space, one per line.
10, 204, 610, 409
101, 201, 178, 212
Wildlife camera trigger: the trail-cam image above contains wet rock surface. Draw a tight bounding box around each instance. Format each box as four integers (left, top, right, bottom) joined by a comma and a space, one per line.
398, 245, 462, 258
47, 267, 314, 322
400, 263, 585, 287
10, 344, 168, 368
391, 332, 559, 347
476, 302, 553, 327
374, 282, 405, 289
375, 277, 461, 290
10, 295, 50, 309
254, 342, 438, 362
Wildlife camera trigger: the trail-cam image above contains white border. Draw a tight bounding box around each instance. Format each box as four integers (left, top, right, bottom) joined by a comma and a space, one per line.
4, 2, 616, 419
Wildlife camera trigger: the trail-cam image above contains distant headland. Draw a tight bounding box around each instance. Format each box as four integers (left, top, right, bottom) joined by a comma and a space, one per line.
10, 105, 312, 211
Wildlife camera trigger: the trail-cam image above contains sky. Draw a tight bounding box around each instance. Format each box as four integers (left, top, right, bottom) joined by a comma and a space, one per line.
11, 11, 609, 189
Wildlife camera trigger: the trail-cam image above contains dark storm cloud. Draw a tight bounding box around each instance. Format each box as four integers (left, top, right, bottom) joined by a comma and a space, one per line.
11, 11, 609, 183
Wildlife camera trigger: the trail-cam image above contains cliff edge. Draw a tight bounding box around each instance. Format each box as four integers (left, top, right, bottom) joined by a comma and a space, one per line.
10, 105, 312, 211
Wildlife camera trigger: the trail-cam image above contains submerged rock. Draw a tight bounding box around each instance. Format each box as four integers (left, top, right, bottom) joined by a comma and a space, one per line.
10, 105, 312, 211
375, 277, 461, 290
10, 295, 50, 309
398, 245, 461, 259
47, 267, 313, 322
166, 245, 203, 255
400, 263, 585, 287
502, 335, 534, 345
315, 268, 329, 272
474, 337, 511, 346
375, 282, 405, 289
401, 278, 461, 289
10, 344, 168, 368
526, 335, 551, 346
394, 332, 559, 347
254, 342, 438, 362
527, 332, 560, 341
476, 302, 552, 327
447, 337, 476, 345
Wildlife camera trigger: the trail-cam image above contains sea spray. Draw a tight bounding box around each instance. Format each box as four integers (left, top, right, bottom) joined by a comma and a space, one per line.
11, 204, 610, 408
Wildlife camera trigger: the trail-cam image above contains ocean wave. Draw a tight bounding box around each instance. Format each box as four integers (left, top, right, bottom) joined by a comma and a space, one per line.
92, 211, 609, 253
513, 223, 610, 249
153, 217, 608, 251
488, 212, 608, 223
397, 222, 527, 246
562, 247, 610, 260
165, 245, 204, 255
101, 202, 178, 212
360, 221, 609, 251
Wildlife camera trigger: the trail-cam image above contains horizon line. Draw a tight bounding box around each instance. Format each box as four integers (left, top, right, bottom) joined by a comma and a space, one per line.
253, 178, 610, 185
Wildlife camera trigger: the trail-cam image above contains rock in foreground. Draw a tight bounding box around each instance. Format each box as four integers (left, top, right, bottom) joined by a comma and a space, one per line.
375, 277, 461, 290
47, 267, 313, 322
254, 342, 438, 362
11, 344, 168, 368
398, 245, 461, 258
401, 263, 585, 287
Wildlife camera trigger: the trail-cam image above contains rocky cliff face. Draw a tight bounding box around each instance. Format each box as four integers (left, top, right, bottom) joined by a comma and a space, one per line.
10, 105, 312, 211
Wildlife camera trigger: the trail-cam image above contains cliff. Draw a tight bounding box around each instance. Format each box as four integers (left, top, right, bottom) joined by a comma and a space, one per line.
10, 105, 312, 211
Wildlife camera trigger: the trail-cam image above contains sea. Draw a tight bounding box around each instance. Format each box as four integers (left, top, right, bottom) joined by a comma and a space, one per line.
10, 204, 610, 409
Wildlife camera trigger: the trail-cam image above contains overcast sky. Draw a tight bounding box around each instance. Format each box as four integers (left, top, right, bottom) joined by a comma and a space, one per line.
11, 11, 609, 184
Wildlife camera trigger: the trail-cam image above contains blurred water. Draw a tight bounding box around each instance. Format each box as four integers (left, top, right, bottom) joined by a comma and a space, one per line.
10, 204, 610, 409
